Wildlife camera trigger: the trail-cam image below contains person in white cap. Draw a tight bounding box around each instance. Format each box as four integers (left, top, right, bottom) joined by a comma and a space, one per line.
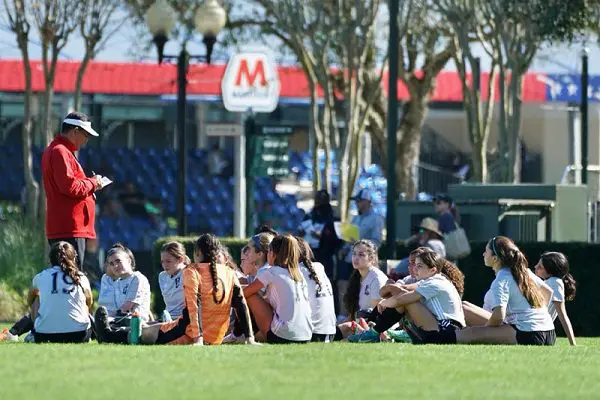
41, 111, 107, 270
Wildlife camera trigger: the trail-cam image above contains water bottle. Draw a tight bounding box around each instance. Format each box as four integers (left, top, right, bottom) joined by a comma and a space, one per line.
128, 312, 141, 345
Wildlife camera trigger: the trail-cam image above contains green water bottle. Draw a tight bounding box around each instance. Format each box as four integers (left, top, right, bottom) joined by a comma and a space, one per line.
128, 312, 141, 345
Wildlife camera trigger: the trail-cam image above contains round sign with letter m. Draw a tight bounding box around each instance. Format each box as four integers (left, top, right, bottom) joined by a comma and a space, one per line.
221, 51, 280, 113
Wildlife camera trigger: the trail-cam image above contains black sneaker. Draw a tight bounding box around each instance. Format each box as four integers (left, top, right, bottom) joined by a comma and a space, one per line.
94, 306, 111, 343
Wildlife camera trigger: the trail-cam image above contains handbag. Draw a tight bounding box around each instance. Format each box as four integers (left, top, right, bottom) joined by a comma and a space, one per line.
444, 222, 471, 260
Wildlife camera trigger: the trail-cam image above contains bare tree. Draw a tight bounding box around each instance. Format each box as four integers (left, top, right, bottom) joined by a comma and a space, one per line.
367, 0, 454, 199
229, 0, 385, 221
2, 0, 39, 223
73, 0, 124, 110
433, 0, 498, 183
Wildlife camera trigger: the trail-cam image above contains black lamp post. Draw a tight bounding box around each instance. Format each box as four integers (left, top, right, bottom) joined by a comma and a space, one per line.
146, 0, 226, 236
581, 47, 589, 185
386, 0, 399, 259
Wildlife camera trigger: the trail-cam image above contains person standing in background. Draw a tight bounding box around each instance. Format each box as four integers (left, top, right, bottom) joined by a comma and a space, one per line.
433, 194, 459, 235
41, 112, 107, 270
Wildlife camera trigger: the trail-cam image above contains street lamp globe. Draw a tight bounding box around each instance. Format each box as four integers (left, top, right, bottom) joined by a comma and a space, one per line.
146, 0, 176, 64
195, 0, 227, 64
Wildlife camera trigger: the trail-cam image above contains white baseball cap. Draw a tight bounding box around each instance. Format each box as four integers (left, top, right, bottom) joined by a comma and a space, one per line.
63, 116, 99, 137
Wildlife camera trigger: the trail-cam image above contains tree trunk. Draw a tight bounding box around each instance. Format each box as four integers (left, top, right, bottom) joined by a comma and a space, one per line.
497, 63, 508, 182
507, 74, 524, 183
20, 53, 40, 225
396, 96, 428, 199
309, 86, 322, 192
73, 51, 92, 110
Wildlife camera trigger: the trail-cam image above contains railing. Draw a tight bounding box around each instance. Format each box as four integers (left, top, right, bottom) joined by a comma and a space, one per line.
417, 161, 465, 195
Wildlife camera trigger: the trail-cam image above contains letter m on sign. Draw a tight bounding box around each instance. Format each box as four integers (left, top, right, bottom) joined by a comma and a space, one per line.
235, 59, 267, 87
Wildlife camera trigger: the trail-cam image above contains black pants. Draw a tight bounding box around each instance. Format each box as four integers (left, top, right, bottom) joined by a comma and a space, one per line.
34, 329, 92, 344
48, 238, 86, 270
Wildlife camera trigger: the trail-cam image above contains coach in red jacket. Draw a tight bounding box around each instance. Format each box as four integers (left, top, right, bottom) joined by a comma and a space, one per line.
41, 111, 107, 268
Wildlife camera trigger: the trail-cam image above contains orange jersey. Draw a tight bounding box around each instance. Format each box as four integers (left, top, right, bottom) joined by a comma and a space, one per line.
182, 263, 248, 345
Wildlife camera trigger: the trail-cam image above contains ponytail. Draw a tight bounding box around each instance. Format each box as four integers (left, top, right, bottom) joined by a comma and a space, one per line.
196, 234, 224, 304
540, 251, 576, 302
49, 241, 82, 287
439, 259, 464, 298
343, 270, 361, 319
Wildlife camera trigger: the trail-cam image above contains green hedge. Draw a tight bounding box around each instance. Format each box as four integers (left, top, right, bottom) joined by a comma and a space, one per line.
151, 236, 599, 337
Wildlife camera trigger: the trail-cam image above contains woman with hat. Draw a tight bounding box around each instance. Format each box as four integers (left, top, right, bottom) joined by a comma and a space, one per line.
406, 217, 446, 258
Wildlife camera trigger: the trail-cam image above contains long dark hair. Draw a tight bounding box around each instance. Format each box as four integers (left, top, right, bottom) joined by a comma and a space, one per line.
343, 240, 379, 319
413, 247, 464, 297
540, 252, 576, 301
490, 236, 543, 308
195, 234, 223, 304
295, 236, 323, 292
49, 241, 82, 287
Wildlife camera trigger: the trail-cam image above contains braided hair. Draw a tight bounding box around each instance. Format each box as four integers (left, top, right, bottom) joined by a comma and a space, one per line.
195, 234, 224, 304
295, 236, 323, 293
49, 241, 82, 287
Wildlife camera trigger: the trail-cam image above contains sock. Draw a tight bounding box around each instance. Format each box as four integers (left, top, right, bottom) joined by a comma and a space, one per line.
373, 308, 404, 334
10, 314, 34, 336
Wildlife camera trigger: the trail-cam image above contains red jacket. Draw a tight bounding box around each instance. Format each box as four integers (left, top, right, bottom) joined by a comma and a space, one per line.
41, 136, 97, 239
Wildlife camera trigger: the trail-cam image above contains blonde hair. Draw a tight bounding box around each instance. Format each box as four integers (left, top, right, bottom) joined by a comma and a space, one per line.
161, 241, 191, 265
270, 234, 302, 283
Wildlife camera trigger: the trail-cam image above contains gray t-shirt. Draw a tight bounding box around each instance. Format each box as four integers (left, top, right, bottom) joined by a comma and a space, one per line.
546, 276, 565, 322
301, 262, 336, 335
358, 267, 389, 311
489, 268, 554, 332
158, 269, 185, 319
416, 274, 465, 327
258, 266, 313, 341
98, 273, 120, 317
115, 271, 151, 322
32, 266, 91, 334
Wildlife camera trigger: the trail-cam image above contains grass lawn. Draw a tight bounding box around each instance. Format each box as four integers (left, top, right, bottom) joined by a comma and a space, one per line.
1, 326, 599, 400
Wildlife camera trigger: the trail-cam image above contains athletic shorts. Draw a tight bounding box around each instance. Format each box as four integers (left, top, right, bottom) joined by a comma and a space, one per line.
311, 333, 335, 343
156, 308, 193, 345
34, 329, 92, 344
405, 319, 462, 344
266, 330, 309, 344
513, 326, 556, 346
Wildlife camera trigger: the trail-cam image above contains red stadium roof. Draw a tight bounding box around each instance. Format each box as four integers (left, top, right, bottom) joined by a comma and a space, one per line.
0, 59, 547, 103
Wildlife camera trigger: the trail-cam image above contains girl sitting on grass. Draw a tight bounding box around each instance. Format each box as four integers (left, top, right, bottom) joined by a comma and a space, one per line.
534, 252, 577, 345
296, 237, 337, 343
243, 234, 313, 344
158, 241, 190, 321
95, 234, 255, 345
336, 240, 389, 339
453, 236, 555, 346
29, 241, 93, 343
375, 247, 466, 344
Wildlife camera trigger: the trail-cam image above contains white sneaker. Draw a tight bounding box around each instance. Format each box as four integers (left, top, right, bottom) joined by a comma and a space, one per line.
221, 333, 246, 344
0, 328, 18, 342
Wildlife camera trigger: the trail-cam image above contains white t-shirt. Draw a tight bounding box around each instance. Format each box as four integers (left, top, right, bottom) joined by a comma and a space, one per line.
32, 266, 91, 334
358, 267, 389, 311
546, 276, 565, 322
489, 268, 554, 332
416, 274, 466, 327
300, 262, 336, 335
98, 274, 120, 317
158, 269, 185, 319
257, 266, 313, 341
115, 271, 152, 322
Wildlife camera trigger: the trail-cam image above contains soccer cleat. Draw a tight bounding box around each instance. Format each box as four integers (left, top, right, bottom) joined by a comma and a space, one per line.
348, 328, 381, 343
221, 333, 246, 344
387, 329, 412, 343
94, 306, 112, 343
0, 328, 18, 342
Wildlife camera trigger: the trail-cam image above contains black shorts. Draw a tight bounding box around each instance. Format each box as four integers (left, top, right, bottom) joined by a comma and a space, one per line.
405, 319, 461, 345
513, 327, 556, 346
311, 333, 335, 343
266, 330, 308, 344
34, 329, 92, 344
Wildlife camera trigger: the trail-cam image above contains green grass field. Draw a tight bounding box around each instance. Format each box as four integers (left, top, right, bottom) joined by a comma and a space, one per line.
1, 321, 599, 400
